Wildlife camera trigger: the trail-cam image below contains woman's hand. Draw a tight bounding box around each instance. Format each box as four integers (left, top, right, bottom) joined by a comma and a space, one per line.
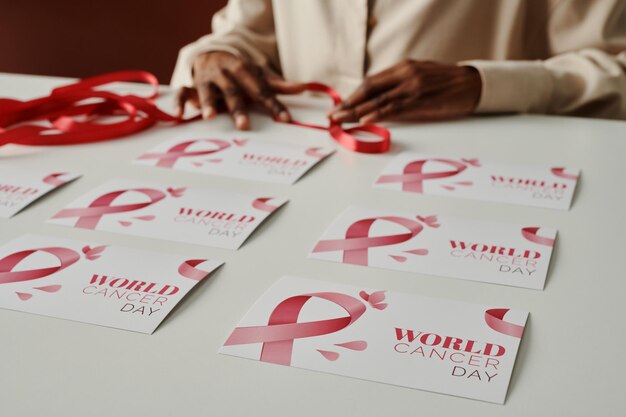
176, 51, 297, 130
330, 60, 482, 123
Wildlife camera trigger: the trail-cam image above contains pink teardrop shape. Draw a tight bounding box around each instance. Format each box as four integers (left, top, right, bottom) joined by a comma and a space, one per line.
389, 255, 407, 263
192, 162, 203, 167
305, 147, 327, 159
372, 303, 388, 310
317, 349, 340, 361
359, 290, 370, 301
368, 291, 386, 305
34, 284, 62, 293
405, 248, 429, 256
455, 181, 473, 186
118, 221, 132, 227
16, 292, 32, 301
335, 341, 368, 351
233, 139, 248, 147
134, 215, 155, 221
441, 185, 455, 191
206, 158, 223, 163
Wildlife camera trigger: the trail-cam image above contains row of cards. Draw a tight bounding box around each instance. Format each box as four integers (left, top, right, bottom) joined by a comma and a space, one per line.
0, 234, 525, 404
1, 175, 555, 289
1, 135, 579, 220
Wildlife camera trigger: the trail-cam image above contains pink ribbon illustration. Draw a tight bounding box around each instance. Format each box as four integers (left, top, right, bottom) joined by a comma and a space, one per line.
313, 216, 425, 265
485, 308, 524, 338
0, 247, 80, 285
551, 167, 578, 181
305, 147, 328, 159
252, 197, 282, 213
52, 188, 166, 229
376, 158, 471, 193
178, 259, 211, 281
224, 292, 366, 366
521, 227, 555, 247
42, 172, 69, 187
138, 138, 231, 168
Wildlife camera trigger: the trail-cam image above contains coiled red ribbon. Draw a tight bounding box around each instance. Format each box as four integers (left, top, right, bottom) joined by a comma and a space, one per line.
0, 71, 390, 153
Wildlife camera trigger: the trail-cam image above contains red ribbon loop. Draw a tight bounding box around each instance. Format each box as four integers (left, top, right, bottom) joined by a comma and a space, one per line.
285, 82, 391, 153
0, 72, 390, 154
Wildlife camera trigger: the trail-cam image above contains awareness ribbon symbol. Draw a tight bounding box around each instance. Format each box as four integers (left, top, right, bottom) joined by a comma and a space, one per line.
376, 158, 469, 192
137, 138, 231, 168
521, 227, 555, 247
312, 216, 425, 266
224, 292, 366, 366
0, 247, 80, 285
52, 188, 166, 229
485, 308, 524, 338
178, 259, 212, 281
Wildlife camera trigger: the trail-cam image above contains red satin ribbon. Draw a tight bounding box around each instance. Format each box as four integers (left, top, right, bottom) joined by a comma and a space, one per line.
0, 72, 390, 153
283, 82, 391, 153
0, 71, 179, 146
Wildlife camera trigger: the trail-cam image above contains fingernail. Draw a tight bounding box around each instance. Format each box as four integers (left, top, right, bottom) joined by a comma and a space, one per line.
235, 114, 249, 130
202, 107, 216, 120
278, 111, 291, 122
330, 110, 349, 121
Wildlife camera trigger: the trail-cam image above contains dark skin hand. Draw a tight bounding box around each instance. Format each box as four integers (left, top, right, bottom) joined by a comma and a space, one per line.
176, 51, 302, 130
330, 60, 482, 124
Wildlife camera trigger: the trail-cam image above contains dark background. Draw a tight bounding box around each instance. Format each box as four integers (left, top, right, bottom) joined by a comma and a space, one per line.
0, 0, 228, 83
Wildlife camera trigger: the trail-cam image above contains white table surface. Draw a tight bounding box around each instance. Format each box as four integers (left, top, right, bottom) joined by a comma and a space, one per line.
0, 72, 625, 417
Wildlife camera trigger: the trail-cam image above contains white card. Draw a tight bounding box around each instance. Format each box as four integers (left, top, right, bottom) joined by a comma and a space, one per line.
309, 206, 556, 290
220, 276, 528, 404
0, 168, 80, 218
374, 152, 580, 210
0, 234, 223, 333
133, 137, 334, 184
47, 178, 287, 249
